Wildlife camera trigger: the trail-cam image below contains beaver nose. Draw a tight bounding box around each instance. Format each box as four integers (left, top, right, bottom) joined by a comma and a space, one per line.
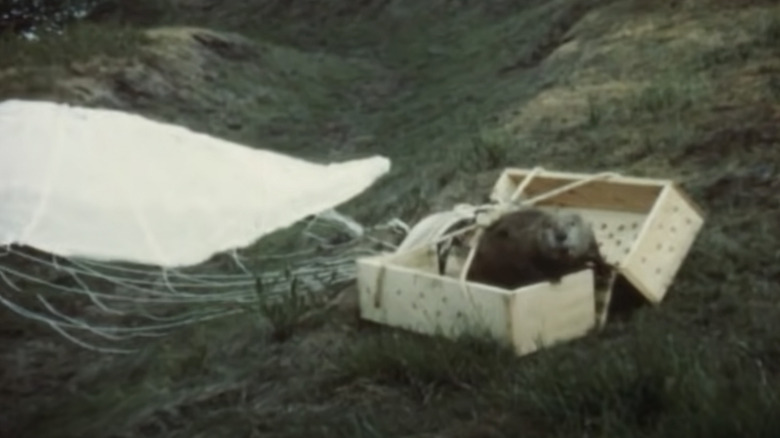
555, 230, 568, 242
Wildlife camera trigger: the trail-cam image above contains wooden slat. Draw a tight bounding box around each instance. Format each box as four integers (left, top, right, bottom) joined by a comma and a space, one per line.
357, 247, 596, 358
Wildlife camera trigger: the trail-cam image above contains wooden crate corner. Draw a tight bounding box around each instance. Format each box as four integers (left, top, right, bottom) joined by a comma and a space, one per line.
489, 168, 706, 305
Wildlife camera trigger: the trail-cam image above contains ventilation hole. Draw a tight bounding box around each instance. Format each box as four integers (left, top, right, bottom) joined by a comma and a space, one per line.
656, 243, 663, 250
658, 223, 665, 230
668, 245, 676, 252
673, 205, 679, 213
641, 256, 647, 264
615, 239, 622, 247
598, 242, 603, 248
670, 226, 677, 233
631, 222, 639, 230
655, 267, 662, 275
685, 217, 692, 225
396, 290, 402, 296
419, 291, 425, 299
456, 311, 464, 318
600, 223, 608, 230
435, 310, 441, 318
442, 296, 448, 304
608, 233, 615, 239
412, 302, 417, 310
624, 247, 630, 255
617, 224, 625, 232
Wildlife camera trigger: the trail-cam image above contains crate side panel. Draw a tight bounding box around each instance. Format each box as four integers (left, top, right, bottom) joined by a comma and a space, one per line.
537, 206, 648, 268
510, 270, 597, 355
359, 259, 514, 344
621, 187, 705, 303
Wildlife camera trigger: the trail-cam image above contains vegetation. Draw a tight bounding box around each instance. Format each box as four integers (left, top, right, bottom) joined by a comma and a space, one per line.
1, 0, 779, 436
0, 0, 99, 35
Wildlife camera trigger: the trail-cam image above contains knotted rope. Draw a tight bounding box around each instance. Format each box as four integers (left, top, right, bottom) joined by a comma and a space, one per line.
447, 168, 621, 297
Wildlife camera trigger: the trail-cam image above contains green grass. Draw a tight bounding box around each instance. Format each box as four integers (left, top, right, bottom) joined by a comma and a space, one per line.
0, 21, 147, 99
2, 0, 780, 436
629, 72, 714, 118
254, 274, 331, 342
0, 23, 147, 69
331, 309, 780, 437
507, 316, 780, 437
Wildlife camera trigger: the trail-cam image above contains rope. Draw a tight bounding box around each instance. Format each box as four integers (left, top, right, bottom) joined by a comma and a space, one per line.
436, 168, 621, 299
0, 209, 398, 354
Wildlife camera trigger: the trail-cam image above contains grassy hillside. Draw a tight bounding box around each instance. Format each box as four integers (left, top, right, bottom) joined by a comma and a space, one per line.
1, 0, 779, 436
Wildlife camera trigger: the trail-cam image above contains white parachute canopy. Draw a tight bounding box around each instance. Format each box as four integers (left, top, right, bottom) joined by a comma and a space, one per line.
0, 99, 391, 268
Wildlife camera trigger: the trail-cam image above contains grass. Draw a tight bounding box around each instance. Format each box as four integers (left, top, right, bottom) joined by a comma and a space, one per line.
0, 21, 147, 99
1, 0, 780, 436
254, 274, 333, 342
629, 72, 714, 117
338, 330, 517, 392
333, 309, 780, 437
0, 23, 146, 69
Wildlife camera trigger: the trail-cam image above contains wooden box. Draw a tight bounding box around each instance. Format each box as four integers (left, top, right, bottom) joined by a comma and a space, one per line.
490, 168, 706, 306
355, 167, 705, 357
357, 246, 597, 357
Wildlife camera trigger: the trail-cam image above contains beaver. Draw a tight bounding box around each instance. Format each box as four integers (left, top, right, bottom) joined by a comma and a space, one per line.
552, 210, 614, 289
465, 207, 612, 290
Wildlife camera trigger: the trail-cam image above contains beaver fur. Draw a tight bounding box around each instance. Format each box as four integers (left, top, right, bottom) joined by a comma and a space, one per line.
465, 207, 612, 289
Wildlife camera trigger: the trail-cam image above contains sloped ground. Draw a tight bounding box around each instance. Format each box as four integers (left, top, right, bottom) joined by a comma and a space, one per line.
1, 0, 780, 436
